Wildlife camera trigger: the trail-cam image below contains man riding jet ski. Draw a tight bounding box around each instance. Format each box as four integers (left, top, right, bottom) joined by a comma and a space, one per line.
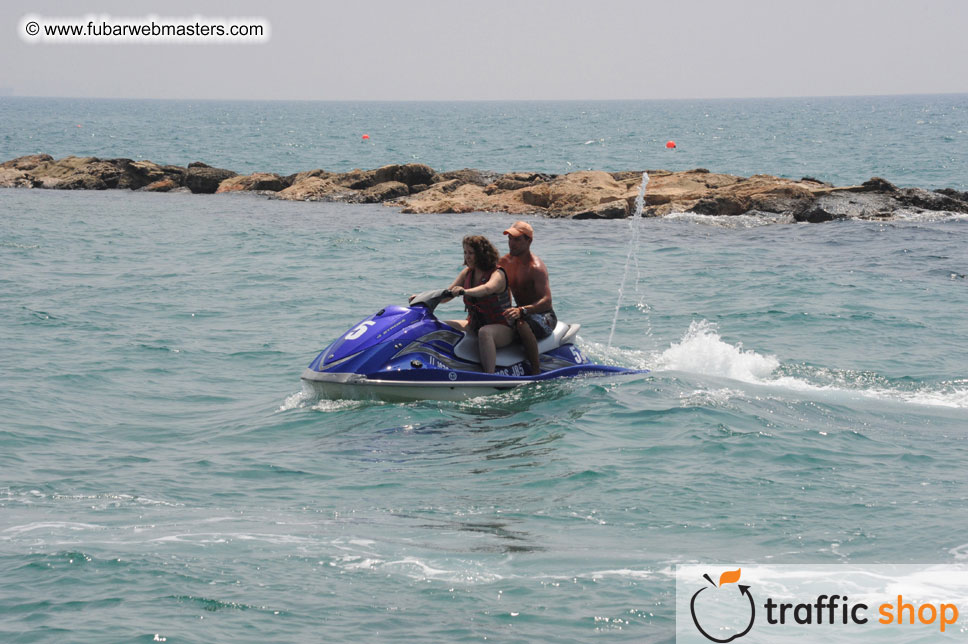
300, 222, 644, 402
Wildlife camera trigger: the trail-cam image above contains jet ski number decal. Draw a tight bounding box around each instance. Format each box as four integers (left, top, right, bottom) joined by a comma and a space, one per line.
345, 321, 376, 340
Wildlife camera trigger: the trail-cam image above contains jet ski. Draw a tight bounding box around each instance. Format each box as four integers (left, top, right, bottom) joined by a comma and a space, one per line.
301, 289, 645, 402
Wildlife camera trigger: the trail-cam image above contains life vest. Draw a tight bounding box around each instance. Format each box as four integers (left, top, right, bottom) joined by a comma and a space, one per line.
463, 267, 511, 327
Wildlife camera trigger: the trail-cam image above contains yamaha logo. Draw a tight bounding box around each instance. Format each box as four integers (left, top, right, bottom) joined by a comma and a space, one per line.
448, 371, 457, 381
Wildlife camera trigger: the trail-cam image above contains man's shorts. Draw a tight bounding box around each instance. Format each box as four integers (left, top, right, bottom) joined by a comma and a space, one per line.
521, 309, 557, 340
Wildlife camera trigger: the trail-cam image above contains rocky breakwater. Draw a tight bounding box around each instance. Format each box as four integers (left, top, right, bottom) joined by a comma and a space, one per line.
3, 154, 967, 222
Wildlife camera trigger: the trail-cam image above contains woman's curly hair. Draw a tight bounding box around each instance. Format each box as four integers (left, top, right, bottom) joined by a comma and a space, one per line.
462, 235, 499, 272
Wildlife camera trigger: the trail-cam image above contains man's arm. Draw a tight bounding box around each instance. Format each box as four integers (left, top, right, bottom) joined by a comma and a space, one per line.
522, 263, 552, 314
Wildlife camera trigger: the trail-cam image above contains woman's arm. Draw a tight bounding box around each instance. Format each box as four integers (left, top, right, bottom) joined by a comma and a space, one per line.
461, 268, 506, 298
444, 268, 471, 300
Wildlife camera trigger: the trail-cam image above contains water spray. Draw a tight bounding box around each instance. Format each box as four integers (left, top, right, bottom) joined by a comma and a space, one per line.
607, 172, 649, 350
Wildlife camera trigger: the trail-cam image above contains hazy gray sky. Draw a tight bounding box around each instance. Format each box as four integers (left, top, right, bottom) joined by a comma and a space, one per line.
3, 0, 967, 100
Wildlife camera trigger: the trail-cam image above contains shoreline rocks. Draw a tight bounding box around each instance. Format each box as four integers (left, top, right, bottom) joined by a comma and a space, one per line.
2, 154, 967, 222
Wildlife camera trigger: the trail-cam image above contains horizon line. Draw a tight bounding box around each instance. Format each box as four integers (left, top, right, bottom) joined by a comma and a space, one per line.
2, 91, 967, 103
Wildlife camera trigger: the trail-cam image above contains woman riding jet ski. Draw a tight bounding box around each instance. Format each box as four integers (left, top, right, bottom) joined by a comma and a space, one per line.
300, 233, 643, 402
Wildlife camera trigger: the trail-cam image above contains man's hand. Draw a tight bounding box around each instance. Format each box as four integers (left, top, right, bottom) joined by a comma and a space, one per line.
504, 306, 524, 322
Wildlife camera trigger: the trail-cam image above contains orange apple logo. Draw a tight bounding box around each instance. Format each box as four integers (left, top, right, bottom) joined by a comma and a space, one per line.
689, 568, 755, 642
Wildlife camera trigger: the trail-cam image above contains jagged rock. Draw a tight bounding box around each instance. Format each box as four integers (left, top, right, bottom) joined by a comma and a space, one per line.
432, 168, 502, 187
285, 169, 333, 185
400, 184, 491, 214
691, 196, 749, 217
936, 188, 968, 202
337, 169, 377, 190
4, 153, 968, 223
275, 176, 343, 201
793, 192, 896, 222
800, 176, 833, 186
185, 164, 237, 194
216, 172, 290, 193
335, 163, 436, 191
141, 179, 178, 192
432, 179, 462, 194
572, 200, 630, 220
897, 187, 968, 213
359, 181, 410, 203
1, 154, 54, 171
523, 171, 635, 215
379, 163, 435, 187
0, 168, 38, 188
859, 176, 897, 192
488, 178, 531, 193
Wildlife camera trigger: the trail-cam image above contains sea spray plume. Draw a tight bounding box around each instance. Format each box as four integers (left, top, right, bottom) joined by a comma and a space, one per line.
654, 320, 780, 382
607, 172, 649, 350
650, 322, 968, 408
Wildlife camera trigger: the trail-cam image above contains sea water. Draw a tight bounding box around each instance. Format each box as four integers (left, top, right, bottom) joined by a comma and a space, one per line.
2, 95, 968, 189
1, 97, 967, 643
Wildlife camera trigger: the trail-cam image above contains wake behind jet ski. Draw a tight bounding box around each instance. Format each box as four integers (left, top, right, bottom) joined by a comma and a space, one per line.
300, 289, 645, 402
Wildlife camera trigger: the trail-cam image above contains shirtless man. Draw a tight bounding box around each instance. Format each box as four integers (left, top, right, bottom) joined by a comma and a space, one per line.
499, 221, 557, 375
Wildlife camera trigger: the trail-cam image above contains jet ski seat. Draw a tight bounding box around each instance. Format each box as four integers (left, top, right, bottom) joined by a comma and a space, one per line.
452, 321, 581, 368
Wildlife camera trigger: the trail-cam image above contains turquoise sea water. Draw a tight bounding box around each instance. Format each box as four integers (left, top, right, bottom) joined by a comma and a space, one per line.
1, 98, 968, 642
2, 95, 968, 189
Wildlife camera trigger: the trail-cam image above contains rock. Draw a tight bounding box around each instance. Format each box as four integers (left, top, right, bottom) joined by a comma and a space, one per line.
185, 164, 237, 194
4, 153, 968, 224
432, 179, 462, 194
359, 181, 409, 203
800, 176, 832, 186
520, 171, 635, 215
572, 200, 630, 219
691, 196, 749, 217
936, 188, 968, 202
1, 154, 54, 171
860, 176, 897, 192
274, 176, 347, 201
0, 168, 39, 188
378, 163, 435, 187
896, 187, 968, 213
332, 164, 436, 191
6, 155, 176, 190
336, 168, 377, 190
487, 178, 532, 193
141, 179, 178, 192
216, 172, 290, 193
400, 184, 491, 214
433, 168, 502, 187
793, 191, 898, 222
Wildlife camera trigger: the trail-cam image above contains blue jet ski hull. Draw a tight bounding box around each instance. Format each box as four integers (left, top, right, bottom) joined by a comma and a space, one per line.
300, 291, 645, 402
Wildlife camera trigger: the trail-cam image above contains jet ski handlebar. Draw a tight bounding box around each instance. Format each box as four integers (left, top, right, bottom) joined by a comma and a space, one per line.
408, 288, 454, 313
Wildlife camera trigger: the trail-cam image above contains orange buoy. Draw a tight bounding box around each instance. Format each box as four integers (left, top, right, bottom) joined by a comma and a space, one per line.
362, 134, 370, 140
665, 140, 676, 149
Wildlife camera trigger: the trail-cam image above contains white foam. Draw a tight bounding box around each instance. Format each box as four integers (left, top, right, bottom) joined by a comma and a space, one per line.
2, 521, 103, 535
877, 209, 968, 223
666, 210, 796, 228
654, 320, 779, 382
587, 568, 661, 580
277, 390, 313, 411
591, 320, 968, 409
277, 390, 368, 412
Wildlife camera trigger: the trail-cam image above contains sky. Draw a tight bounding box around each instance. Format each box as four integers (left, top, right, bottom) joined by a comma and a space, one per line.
2, 0, 967, 101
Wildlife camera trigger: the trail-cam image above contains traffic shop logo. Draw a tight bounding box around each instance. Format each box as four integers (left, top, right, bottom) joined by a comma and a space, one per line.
689, 568, 755, 642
